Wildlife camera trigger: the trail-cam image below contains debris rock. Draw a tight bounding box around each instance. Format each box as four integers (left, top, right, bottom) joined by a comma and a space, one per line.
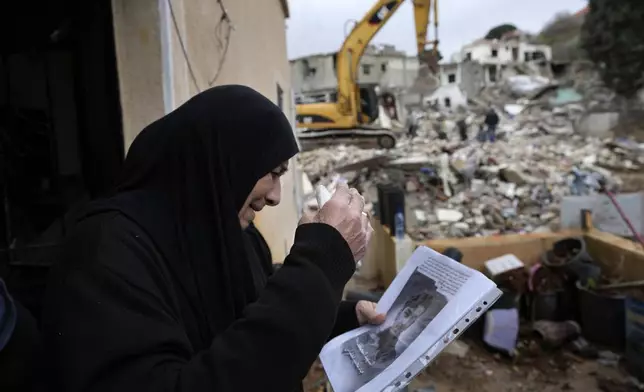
295, 60, 640, 241
436, 209, 464, 223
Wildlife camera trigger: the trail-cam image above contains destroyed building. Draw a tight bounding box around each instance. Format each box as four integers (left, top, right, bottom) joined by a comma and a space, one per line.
458, 32, 553, 81
297, 54, 644, 242
424, 32, 554, 112
291, 44, 426, 113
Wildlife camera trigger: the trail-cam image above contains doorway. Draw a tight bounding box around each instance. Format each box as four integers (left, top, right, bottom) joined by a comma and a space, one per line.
0, 0, 123, 317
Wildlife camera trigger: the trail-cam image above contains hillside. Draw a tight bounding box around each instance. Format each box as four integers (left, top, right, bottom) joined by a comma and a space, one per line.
535, 10, 586, 62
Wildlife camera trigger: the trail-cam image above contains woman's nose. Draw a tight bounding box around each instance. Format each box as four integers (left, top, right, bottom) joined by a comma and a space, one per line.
266, 179, 281, 206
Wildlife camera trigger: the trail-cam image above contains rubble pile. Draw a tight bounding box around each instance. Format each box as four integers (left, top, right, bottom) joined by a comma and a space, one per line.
296, 145, 381, 183
569, 61, 617, 111
296, 63, 644, 240
299, 131, 635, 240
296, 59, 644, 240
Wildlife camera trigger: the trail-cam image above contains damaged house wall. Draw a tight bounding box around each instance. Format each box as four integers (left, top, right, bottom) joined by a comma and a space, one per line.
426, 84, 468, 110
459, 61, 487, 100
111, 0, 300, 262
296, 55, 644, 243
290, 54, 338, 94
461, 38, 552, 66
457, 36, 553, 88
290, 45, 422, 103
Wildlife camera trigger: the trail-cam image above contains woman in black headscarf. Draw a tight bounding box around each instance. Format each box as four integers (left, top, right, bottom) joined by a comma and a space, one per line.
40, 85, 379, 392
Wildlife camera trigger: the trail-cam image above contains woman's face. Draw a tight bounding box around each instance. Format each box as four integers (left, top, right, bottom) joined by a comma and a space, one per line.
238, 161, 289, 229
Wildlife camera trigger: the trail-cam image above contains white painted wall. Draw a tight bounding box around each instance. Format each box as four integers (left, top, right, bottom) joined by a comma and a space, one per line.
379, 57, 420, 91
461, 40, 552, 66
462, 42, 515, 64
518, 42, 553, 62
290, 55, 337, 93
425, 84, 468, 109
291, 52, 421, 93
439, 63, 461, 86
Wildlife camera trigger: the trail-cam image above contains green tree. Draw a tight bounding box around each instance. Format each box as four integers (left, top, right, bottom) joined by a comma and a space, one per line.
581, 0, 644, 99
538, 12, 583, 46
537, 12, 585, 62
484, 24, 518, 40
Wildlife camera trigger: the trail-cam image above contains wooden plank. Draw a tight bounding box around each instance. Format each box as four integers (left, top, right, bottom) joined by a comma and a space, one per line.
421, 230, 582, 271
361, 219, 644, 289
360, 217, 388, 281
583, 229, 644, 281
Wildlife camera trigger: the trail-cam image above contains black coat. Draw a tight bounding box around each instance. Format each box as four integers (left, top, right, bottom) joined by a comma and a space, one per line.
484, 110, 500, 127
39, 85, 360, 392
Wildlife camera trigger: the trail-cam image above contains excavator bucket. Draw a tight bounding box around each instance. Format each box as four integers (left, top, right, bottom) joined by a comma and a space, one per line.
409, 47, 440, 95
410, 0, 440, 94
419, 48, 440, 75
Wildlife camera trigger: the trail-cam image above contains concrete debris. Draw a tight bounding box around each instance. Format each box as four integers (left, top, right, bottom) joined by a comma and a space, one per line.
436, 209, 463, 223
443, 340, 470, 358
296, 61, 644, 241
576, 111, 620, 138
505, 75, 554, 97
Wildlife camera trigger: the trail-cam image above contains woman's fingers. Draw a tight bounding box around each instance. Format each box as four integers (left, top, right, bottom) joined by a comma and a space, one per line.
356, 300, 386, 326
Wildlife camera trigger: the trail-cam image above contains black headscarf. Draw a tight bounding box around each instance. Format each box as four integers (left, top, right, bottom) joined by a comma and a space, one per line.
84, 85, 298, 345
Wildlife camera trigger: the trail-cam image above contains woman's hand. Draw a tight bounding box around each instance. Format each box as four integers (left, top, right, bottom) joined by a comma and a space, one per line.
356, 301, 386, 326
300, 183, 373, 262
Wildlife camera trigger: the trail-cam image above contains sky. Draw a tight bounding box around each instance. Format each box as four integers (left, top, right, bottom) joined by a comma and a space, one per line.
286, 0, 588, 60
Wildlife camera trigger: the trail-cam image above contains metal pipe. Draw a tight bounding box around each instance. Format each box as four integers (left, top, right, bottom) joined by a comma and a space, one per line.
159, 0, 175, 114
600, 182, 644, 247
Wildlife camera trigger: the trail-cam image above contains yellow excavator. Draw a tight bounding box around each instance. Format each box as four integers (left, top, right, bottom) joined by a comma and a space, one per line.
296, 0, 439, 149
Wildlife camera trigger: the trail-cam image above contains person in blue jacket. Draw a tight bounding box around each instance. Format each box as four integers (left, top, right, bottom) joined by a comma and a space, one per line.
0, 276, 39, 391
0, 277, 17, 353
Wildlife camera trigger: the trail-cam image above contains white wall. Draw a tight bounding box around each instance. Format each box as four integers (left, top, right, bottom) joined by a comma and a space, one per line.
426, 84, 467, 109
462, 42, 515, 64
291, 52, 421, 93
290, 56, 338, 93
379, 57, 420, 91
439, 64, 461, 86
518, 42, 553, 62
461, 40, 552, 65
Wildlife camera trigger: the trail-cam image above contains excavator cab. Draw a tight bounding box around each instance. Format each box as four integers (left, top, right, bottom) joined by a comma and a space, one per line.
358, 84, 380, 124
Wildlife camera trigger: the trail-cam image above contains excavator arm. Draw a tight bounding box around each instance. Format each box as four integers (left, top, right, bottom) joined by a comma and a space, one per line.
415, 0, 440, 74
335, 0, 438, 121
295, 0, 438, 139
414, 0, 434, 55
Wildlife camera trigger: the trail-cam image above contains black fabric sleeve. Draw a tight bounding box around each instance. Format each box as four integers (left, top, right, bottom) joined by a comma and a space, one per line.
41, 220, 355, 392
329, 300, 360, 340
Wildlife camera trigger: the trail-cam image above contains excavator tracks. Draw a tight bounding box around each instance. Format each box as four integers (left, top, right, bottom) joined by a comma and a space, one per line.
296, 128, 398, 151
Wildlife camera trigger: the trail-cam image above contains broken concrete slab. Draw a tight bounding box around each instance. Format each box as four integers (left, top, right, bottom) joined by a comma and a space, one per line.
436, 208, 464, 223
560, 192, 644, 237
575, 111, 620, 138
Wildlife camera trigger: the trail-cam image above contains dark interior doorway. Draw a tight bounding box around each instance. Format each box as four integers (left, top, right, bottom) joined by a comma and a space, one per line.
0, 0, 124, 318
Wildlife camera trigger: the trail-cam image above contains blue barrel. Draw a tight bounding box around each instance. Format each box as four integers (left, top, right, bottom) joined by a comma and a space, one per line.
625, 297, 644, 381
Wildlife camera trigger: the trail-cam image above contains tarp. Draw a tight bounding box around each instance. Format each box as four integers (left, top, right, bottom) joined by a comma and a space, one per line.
506, 75, 552, 97
550, 88, 584, 106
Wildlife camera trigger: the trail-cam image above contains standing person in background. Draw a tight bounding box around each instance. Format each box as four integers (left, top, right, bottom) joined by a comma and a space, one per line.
436, 116, 448, 140
457, 116, 468, 142
405, 109, 419, 140
39, 85, 384, 392
484, 108, 500, 143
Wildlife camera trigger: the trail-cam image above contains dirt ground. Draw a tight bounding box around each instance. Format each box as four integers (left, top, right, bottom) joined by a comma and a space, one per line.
616, 171, 644, 193
412, 340, 630, 392
303, 338, 636, 392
